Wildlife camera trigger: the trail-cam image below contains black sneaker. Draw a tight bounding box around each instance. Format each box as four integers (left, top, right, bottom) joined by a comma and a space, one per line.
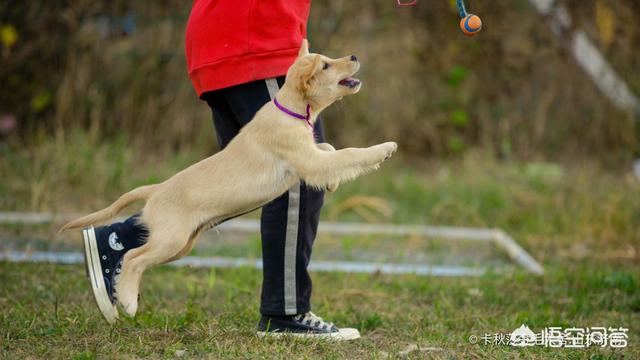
81, 219, 146, 323
257, 312, 360, 340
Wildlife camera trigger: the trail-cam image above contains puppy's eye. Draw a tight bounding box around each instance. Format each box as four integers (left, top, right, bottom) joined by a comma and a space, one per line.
322, 62, 330, 70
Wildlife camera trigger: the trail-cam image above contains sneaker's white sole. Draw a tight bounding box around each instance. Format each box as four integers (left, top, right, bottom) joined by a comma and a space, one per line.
256, 328, 361, 341
82, 226, 118, 324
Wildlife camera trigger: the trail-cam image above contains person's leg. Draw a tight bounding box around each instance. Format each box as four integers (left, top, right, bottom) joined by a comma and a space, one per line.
259, 142, 325, 315
209, 77, 325, 316
83, 91, 238, 324
81, 215, 147, 323
201, 90, 242, 150
260, 117, 326, 317
204, 78, 359, 340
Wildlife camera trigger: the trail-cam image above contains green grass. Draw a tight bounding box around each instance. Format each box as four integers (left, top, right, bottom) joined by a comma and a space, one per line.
1, 133, 640, 358
1, 262, 637, 359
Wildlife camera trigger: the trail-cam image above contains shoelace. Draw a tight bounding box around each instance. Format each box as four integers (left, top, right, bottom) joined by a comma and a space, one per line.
294, 312, 334, 330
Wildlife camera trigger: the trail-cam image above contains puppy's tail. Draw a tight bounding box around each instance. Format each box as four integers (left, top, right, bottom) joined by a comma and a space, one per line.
59, 184, 159, 232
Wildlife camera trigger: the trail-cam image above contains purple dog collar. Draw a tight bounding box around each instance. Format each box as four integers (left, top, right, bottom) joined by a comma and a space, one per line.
273, 97, 313, 131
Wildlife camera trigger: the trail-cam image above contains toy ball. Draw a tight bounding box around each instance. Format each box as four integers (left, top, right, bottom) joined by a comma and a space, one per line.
460, 14, 482, 36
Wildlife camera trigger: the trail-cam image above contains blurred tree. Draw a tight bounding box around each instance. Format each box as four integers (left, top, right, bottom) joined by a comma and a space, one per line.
1, 0, 638, 163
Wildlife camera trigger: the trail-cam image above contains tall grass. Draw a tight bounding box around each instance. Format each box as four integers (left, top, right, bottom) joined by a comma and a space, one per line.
325, 154, 640, 258
1, 132, 638, 262
0, 127, 211, 212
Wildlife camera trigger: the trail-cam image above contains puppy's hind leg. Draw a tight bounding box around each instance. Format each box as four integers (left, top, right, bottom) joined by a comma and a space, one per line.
165, 226, 207, 263
115, 222, 192, 317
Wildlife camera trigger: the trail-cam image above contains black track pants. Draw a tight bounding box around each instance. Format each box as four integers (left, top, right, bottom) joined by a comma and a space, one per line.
201, 77, 325, 316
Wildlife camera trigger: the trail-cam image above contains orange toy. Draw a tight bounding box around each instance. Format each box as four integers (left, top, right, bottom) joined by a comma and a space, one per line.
456, 1, 482, 36
460, 14, 482, 36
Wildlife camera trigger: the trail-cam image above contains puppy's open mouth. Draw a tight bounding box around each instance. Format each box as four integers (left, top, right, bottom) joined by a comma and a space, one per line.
338, 77, 361, 88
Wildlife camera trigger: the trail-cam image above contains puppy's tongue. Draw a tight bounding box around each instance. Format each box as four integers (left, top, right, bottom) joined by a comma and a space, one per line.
339, 77, 361, 88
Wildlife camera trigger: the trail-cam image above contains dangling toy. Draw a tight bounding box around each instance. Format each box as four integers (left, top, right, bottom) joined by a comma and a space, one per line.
456, 0, 482, 36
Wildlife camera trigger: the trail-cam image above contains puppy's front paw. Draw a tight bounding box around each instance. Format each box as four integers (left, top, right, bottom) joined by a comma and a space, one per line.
380, 141, 398, 160
370, 141, 397, 163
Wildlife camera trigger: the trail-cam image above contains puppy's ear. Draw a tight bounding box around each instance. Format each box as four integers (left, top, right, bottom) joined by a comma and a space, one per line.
298, 39, 310, 57
297, 55, 322, 93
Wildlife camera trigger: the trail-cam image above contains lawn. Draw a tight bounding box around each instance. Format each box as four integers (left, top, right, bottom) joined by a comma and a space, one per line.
1, 135, 639, 358
1, 262, 637, 359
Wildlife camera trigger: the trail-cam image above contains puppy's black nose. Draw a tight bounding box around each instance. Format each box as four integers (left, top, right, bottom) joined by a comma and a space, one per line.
350, 55, 358, 62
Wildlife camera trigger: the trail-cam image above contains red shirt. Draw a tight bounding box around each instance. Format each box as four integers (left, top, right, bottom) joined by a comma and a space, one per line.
185, 0, 311, 96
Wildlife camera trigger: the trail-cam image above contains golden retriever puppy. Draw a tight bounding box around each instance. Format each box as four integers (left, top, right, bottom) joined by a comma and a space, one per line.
61, 40, 397, 319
